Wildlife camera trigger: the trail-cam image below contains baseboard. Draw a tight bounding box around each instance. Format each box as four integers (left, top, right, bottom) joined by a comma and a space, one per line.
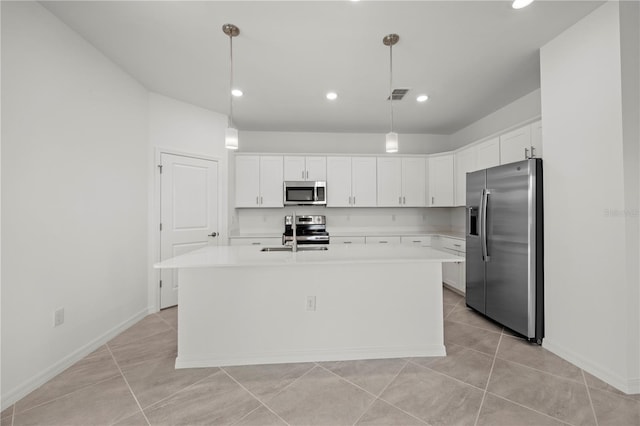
1, 307, 150, 408
175, 345, 447, 369
443, 282, 465, 296
543, 338, 638, 395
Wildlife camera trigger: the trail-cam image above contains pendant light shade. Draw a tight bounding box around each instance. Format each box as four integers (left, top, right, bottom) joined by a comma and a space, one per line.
385, 132, 398, 153
223, 24, 240, 150
225, 127, 239, 150
383, 34, 400, 153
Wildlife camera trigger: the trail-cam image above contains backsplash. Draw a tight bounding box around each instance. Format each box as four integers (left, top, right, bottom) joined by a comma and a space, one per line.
451, 207, 466, 233
233, 207, 455, 235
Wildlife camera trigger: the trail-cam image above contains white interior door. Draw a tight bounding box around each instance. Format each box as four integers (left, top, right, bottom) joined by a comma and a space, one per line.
160, 153, 218, 308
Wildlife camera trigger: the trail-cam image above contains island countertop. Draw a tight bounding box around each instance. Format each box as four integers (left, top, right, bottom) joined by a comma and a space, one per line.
155, 244, 464, 269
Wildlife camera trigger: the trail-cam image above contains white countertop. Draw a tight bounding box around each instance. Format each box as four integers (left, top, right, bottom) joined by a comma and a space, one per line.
155, 244, 464, 269
229, 230, 466, 240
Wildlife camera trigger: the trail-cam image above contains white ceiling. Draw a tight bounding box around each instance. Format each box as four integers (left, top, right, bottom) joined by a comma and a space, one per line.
41, 1, 603, 134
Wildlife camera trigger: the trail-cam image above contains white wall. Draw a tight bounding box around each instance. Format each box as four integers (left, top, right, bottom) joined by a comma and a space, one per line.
147, 93, 230, 309
540, 1, 639, 393
237, 131, 452, 155
449, 89, 541, 150
1, 1, 149, 406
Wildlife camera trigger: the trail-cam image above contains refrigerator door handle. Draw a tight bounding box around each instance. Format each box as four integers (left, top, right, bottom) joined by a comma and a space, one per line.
481, 188, 491, 262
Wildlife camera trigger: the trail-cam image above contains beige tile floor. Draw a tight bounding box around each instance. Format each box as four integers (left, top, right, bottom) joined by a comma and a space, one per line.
2, 287, 639, 426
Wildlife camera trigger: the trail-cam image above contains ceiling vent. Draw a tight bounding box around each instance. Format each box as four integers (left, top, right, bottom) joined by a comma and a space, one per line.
387, 88, 409, 101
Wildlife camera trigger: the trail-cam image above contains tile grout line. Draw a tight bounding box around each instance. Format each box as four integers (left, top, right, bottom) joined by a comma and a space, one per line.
473, 331, 503, 426
155, 309, 177, 331
140, 368, 223, 413
485, 391, 575, 426
446, 318, 504, 336
347, 359, 429, 426
581, 369, 600, 426
105, 343, 151, 426
406, 358, 487, 394
220, 367, 292, 426
364, 360, 432, 426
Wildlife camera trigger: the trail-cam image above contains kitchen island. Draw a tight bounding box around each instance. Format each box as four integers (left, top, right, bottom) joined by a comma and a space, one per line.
155, 244, 463, 369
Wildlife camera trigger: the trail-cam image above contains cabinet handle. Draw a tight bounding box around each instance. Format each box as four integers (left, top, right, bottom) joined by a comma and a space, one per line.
251, 242, 261, 245
343, 241, 352, 244
432, 196, 435, 205
531, 146, 536, 158
306, 170, 309, 179
256, 196, 259, 205
412, 240, 421, 243
353, 196, 356, 205
379, 241, 388, 244
260, 196, 263, 205
525, 147, 529, 159
403, 196, 406, 205
399, 196, 402, 205
454, 244, 461, 247
302, 170, 305, 179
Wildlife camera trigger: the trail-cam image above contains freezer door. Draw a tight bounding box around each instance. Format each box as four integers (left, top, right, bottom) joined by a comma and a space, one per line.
465, 170, 486, 313
485, 160, 535, 337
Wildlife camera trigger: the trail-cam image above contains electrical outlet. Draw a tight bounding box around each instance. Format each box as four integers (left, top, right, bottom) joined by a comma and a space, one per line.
54, 307, 65, 327
306, 296, 316, 311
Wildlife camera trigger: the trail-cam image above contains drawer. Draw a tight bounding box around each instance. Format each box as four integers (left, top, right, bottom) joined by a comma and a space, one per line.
442, 237, 466, 253
331, 236, 366, 245
229, 237, 282, 246
365, 236, 401, 245
400, 235, 432, 246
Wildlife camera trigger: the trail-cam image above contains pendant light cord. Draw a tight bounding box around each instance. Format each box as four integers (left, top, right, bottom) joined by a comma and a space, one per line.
228, 33, 234, 128
389, 42, 394, 133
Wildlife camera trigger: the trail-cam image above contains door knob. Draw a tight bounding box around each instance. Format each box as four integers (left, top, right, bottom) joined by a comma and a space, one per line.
208, 232, 218, 237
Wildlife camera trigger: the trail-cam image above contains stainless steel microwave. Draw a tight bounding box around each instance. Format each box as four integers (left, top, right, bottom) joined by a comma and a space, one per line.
283, 181, 327, 206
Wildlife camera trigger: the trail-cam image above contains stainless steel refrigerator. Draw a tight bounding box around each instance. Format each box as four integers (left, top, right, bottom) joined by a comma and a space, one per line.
466, 158, 544, 344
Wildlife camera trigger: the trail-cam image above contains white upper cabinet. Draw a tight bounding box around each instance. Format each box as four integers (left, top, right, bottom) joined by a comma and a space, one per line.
428, 154, 454, 207
377, 157, 403, 207
530, 120, 542, 159
401, 157, 426, 207
376, 157, 425, 207
326, 156, 377, 207
351, 157, 377, 207
475, 137, 501, 171
235, 156, 261, 208
455, 147, 476, 207
500, 125, 532, 165
283, 156, 326, 181
235, 155, 283, 208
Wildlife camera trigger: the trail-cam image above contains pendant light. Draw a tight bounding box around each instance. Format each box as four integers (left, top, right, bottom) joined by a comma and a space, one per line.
223, 24, 240, 150
383, 34, 399, 153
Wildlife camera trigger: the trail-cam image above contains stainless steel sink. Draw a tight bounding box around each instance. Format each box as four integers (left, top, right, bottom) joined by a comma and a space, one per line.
260, 246, 328, 252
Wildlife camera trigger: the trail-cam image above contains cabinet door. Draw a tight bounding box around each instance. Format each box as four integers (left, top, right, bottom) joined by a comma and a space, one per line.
235, 155, 260, 207
259, 156, 284, 207
530, 120, 542, 158
326, 156, 352, 207
305, 156, 327, 181
476, 137, 500, 170
500, 125, 531, 165
455, 147, 476, 206
352, 157, 377, 207
283, 156, 306, 181
401, 157, 426, 206
428, 154, 455, 206
377, 157, 402, 207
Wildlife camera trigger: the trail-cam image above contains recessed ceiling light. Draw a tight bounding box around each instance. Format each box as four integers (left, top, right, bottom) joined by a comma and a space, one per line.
326, 92, 338, 100
417, 94, 429, 102
512, 0, 534, 9
231, 89, 243, 97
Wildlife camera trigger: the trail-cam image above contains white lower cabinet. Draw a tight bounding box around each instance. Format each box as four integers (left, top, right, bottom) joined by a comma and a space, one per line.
331, 236, 366, 245
229, 237, 282, 246
365, 236, 401, 245
432, 236, 466, 293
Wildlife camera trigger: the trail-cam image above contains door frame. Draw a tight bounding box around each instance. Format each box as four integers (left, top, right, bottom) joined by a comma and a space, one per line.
149, 147, 227, 312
